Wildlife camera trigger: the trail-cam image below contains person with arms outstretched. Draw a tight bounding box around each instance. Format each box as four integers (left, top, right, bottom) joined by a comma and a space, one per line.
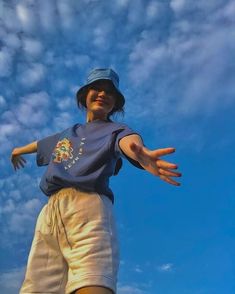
11, 68, 181, 294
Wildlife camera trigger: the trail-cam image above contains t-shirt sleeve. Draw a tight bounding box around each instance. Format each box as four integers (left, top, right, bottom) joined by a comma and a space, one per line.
36, 132, 61, 166
114, 125, 144, 170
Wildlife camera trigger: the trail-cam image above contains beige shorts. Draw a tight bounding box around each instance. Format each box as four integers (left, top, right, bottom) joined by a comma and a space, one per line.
20, 188, 120, 294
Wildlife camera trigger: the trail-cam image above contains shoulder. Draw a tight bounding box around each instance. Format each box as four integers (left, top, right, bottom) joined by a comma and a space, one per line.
61, 123, 82, 134
108, 121, 131, 131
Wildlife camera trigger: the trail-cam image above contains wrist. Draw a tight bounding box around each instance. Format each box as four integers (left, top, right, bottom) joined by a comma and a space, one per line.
12, 147, 22, 156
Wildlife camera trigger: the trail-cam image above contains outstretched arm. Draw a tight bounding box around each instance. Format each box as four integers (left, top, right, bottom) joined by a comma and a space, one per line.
119, 134, 181, 186
11, 141, 37, 171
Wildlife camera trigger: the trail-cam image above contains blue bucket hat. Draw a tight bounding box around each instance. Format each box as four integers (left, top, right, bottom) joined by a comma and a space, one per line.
76, 68, 125, 110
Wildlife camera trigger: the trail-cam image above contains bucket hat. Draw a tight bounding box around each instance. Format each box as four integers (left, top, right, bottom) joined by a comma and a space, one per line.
76, 68, 125, 110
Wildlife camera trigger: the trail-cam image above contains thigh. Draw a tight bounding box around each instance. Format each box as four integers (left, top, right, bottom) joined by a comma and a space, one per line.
20, 204, 68, 294
57, 190, 119, 294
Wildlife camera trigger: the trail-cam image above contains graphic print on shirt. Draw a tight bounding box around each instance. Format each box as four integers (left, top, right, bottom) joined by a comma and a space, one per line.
52, 136, 87, 170
52, 138, 74, 163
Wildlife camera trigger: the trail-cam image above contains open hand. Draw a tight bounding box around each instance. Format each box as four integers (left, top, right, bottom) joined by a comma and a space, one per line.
130, 143, 182, 186
11, 148, 27, 171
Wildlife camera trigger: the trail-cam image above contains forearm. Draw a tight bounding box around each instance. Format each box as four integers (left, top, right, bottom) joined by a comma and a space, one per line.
12, 141, 38, 155
119, 134, 144, 161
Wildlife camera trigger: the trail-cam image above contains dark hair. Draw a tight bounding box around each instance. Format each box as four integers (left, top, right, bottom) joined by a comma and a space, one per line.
76, 86, 125, 120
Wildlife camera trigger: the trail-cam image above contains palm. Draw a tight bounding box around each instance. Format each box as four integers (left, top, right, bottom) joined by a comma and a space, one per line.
130, 143, 181, 186
11, 153, 26, 171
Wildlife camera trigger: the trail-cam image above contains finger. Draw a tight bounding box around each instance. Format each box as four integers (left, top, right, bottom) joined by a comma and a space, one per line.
12, 157, 26, 169
20, 156, 26, 163
18, 160, 25, 168
12, 163, 17, 171
158, 168, 182, 177
19, 156, 26, 165
14, 161, 20, 170
151, 147, 176, 158
14, 158, 23, 170
159, 175, 181, 186
156, 159, 178, 169
15, 165, 20, 171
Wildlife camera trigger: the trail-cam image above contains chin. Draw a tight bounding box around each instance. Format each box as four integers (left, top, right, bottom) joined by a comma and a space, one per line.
92, 107, 109, 117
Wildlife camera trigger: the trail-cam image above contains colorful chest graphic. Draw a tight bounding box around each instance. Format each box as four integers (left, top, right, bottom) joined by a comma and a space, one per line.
52, 138, 74, 163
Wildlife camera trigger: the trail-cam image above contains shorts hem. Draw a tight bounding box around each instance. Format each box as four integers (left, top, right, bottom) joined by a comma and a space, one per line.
66, 274, 116, 294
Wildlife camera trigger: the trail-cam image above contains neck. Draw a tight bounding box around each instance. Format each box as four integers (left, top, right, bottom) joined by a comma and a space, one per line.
86, 111, 108, 123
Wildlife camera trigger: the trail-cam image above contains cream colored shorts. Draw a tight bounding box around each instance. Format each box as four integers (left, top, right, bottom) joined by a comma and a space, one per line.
20, 188, 120, 294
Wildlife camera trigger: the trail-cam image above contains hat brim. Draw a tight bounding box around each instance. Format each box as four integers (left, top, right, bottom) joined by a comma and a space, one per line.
76, 78, 125, 110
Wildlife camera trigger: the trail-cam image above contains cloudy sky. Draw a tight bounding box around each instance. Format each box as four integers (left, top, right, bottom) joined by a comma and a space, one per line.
0, 0, 235, 293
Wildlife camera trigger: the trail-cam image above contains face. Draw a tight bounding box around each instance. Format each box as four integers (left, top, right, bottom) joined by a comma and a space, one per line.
85, 80, 117, 119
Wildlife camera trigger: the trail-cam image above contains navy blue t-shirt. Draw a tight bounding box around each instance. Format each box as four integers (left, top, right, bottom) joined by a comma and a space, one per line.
37, 120, 143, 203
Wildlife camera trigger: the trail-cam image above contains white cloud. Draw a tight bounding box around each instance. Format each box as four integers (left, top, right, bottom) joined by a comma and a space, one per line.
1, 199, 15, 213
15, 91, 50, 127
170, 0, 225, 15
93, 22, 113, 49
127, 6, 235, 122
223, 1, 235, 19
22, 38, 43, 58
170, 0, 186, 13
0, 123, 21, 140
1, 196, 42, 234
176, 27, 235, 116
0, 112, 22, 153
157, 263, 174, 272
38, 0, 58, 32
114, 0, 130, 9
134, 265, 143, 273
213, 0, 235, 22
0, 4, 21, 32
118, 284, 147, 294
53, 111, 74, 130
9, 212, 33, 234
127, 0, 145, 27
44, 50, 56, 65
0, 174, 42, 247
3, 33, 21, 50
64, 54, 91, 69
16, 2, 38, 33
74, 54, 91, 67
54, 79, 68, 92
0, 92, 51, 152
57, 97, 74, 110
146, 1, 161, 22
16, 4, 28, 24
0, 47, 13, 77
0, 1, 3, 18
128, 34, 167, 84
23, 198, 41, 212
0, 95, 7, 108
18, 63, 46, 87
0, 174, 38, 200
0, 174, 44, 240
57, 0, 76, 30
0, 267, 25, 294
9, 190, 22, 201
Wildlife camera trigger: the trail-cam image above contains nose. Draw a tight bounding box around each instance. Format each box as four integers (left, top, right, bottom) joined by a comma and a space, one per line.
98, 90, 106, 97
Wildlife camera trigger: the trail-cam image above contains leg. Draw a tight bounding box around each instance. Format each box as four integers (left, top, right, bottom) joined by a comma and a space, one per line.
57, 189, 120, 294
20, 204, 68, 294
75, 286, 114, 294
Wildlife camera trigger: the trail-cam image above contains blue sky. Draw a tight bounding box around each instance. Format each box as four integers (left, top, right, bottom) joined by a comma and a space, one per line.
0, 0, 235, 293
